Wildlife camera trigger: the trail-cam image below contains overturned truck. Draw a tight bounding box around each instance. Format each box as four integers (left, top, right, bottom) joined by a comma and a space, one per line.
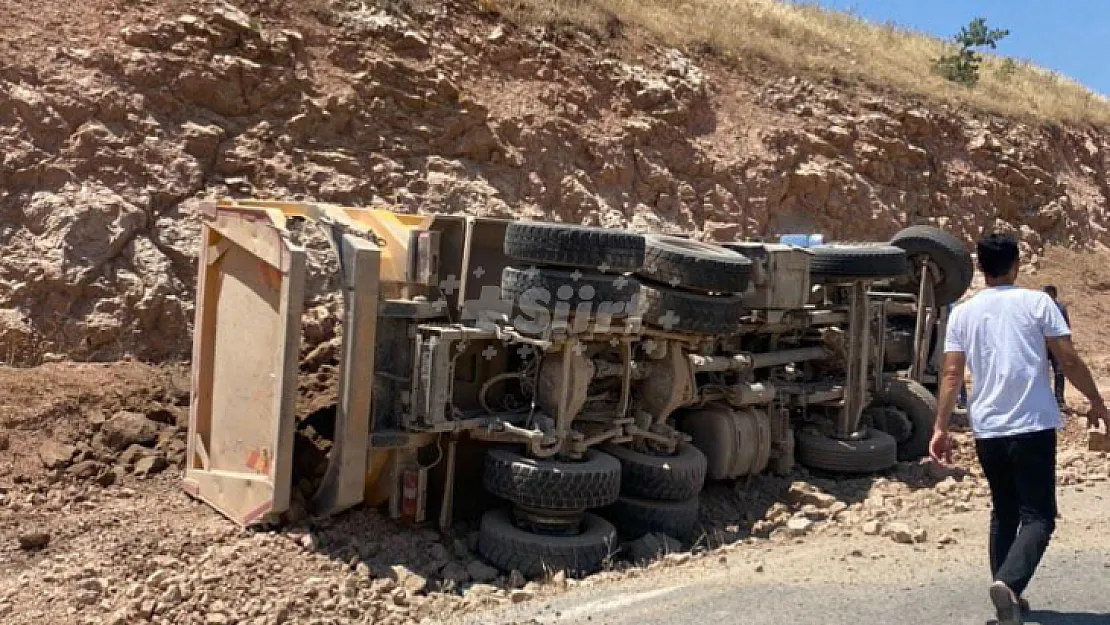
184, 200, 973, 577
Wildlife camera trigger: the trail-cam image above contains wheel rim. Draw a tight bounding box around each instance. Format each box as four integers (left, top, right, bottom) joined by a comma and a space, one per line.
512, 505, 584, 536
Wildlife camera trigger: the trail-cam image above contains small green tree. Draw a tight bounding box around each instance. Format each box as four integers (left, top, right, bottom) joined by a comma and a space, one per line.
933, 17, 1010, 87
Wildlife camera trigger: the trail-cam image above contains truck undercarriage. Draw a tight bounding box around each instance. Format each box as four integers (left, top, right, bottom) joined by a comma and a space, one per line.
183, 200, 973, 578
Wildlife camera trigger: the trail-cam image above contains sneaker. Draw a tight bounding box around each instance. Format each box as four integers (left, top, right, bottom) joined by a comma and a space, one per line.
1018, 597, 1030, 615
990, 581, 1023, 625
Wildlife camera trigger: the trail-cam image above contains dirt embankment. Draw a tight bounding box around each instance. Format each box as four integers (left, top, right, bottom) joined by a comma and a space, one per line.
1, 0, 1109, 365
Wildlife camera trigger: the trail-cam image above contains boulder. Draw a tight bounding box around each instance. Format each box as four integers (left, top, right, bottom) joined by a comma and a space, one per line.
101, 412, 160, 451
39, 440, 77, 469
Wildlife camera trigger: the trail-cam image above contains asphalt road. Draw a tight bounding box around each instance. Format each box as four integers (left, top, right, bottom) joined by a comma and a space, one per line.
480, 553, 1110, 625
456, 483, 1110, 625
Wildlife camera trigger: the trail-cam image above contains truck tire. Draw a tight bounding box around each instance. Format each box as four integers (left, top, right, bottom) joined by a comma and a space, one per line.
477, 509, 618, 578
600, 443, 707, 501
795, 428, 898, 474
501, 266, 643, 320
640, 285, 744, 335
809, 245, 908, 283
602, 495, 700, 542
504, 222, 645, 273
869, 377, 937, 461
483, 448, 622, 511
637, 234, 752, 294
889, 225, 974, 306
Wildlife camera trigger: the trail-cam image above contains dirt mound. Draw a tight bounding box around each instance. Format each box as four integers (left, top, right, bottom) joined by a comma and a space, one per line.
1, 0, 1108, 365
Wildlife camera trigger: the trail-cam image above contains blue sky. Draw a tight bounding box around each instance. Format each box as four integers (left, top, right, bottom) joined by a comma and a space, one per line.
813, 0, 1110, 96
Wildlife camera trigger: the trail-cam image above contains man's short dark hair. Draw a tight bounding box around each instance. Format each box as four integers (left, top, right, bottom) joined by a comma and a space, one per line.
977, 232, 1019, 278
1043, 285, 1058, 298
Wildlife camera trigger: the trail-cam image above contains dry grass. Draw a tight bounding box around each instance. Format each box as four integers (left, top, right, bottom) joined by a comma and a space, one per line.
487, 0, 1110, 127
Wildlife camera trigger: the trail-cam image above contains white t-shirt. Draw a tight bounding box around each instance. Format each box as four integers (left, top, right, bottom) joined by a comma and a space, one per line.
944, 286, 1071, 439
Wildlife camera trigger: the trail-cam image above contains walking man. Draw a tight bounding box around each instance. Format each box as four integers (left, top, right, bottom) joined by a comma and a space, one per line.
1042, 285, 1071, 408
929, 232, 1107, 625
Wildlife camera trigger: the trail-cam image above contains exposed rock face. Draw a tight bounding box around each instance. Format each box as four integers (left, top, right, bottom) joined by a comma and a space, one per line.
0, 0, 1107, 365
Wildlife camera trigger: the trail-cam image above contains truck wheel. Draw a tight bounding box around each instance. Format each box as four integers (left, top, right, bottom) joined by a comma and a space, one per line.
795, 428, 898, 474
483, 448, 622, 512
809, 245, 908, 283
889, 225, 974, 306
602, 495, 700, 542
869, 377, 937, 461
500, 266, 643, 321
600, 443, 707, 501
640, 285, 744, 335
504, 222, 645, 273
478, 509, 618, 578
637, 234, 752, 294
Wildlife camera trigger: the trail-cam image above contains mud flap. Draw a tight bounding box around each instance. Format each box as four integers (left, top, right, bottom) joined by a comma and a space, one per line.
183, 208, 306, 526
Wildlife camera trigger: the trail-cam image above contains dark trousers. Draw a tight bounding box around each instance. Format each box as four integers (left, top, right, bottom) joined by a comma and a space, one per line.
975, 428, 1057, 597
1048, 353, 1066, 404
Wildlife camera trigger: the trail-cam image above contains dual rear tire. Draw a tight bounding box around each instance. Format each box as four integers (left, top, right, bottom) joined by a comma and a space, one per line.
479, 443, 708, 576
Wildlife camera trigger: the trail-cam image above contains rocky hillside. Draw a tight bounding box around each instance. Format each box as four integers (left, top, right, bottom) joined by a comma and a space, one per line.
1, 0, 1108, 364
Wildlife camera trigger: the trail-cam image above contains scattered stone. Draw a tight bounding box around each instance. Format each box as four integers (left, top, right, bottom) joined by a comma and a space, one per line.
160, 584, 183, 605
551, 571, 568, 589
912, 528, 929, 543
74, 589, 100, 606
785, 518, 814, 536
134, 454, 168, 476
510, 589, 535, 604
396, 30, 430, 54
101, 412, 160, 451
466, 583, 499, 597
39, 440, 77, 469
210, 3, 253, 32
206, 613, 230, 625
299, 533, 318, 551
665, 552, 692, 565
146, 569, 170, 589
18, 532, 51, 551
862, 520, 882, 536
118, 444, 147, 467
67, 460, 104, 480
77, 578, 106, 594
392, 565, 428, 595
96, 469, 118, 487
884, 523, 915, 545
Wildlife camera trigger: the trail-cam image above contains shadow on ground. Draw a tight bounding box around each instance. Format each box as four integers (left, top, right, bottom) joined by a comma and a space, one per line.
1021, 611, 1110, 625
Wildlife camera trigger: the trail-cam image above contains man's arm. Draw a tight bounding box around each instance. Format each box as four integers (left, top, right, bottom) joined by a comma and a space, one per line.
930, 351, 966, 463
1047, 336, 1107, 428
934, 351, 966, 434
